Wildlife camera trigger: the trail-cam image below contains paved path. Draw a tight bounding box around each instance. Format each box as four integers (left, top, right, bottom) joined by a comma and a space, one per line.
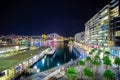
26, 44, 119, 80
26, 58, 80, 80
58, 60, 118, 80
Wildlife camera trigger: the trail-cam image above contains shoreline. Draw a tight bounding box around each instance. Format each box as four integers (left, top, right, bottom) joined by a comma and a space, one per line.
26, 44, 81, 80
26, 58, 80, 80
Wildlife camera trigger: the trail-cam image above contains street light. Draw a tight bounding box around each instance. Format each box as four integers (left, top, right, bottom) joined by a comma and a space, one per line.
37, 69, 40, 73
71, 59, 73, 61
57, 63, 60, 66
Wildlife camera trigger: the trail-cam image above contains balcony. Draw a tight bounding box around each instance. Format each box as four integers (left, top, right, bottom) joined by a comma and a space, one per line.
114, 26, 120, 30
114, 36, 120, 39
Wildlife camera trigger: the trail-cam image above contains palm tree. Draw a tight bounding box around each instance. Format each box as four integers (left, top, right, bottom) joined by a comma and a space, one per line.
89, 51, 93, 59
94, 54, 100, 62
93, 54, 101, 74
103, 56, 111, 69
78, 60, 85, 79
85, 56, 92, 67
104, 51, 110, 57
103, 70, 116, 80
66, 67, 77, 80
91, 49, 95, 53
114, 57, 120, 79
97, 49, 102, 55
89, 49, 96, 59
92, 60, 100, 74
83, 67, 94, 80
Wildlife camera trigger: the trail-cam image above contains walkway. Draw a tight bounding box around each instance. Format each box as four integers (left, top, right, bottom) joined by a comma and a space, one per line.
26, 44, 119, 80
26, 58, 80, 80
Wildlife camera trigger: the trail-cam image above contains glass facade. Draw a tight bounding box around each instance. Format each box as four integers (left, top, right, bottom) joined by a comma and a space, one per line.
85, 0, 120, 58
85, 5, 110, 51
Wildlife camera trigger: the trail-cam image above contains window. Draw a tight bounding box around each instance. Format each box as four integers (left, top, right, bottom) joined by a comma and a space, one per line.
115, 31, 120, 36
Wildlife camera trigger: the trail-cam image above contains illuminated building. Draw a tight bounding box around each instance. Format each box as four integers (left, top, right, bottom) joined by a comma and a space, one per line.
75, 32, 89, 53
85, 0, 120, 59
75, 32, 85, 43
110, 0, 120, 58
47, 33, 64, 41
42, 34, 47, 40
85, 5, 110, 52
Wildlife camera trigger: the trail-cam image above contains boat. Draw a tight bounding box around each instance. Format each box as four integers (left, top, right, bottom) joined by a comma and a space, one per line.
46, 47, 56, 55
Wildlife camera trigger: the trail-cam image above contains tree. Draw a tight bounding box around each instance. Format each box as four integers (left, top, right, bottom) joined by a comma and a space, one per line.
114, 57, 120, 79
89, 52, 93, 59
94, 54, 100, 62
92, 61, 100, 72
103, 70, 116, 80
104, 51, 110, 56
85, 56, 92, 67
89, 49, 96, 59
91, 49, 95, 53
66, 67, 77, 80
103, 56, 111, 69
93, 54, 101, 75
83, 68, 94, 79
78, 60, 85, 79
97, 49, 102, 55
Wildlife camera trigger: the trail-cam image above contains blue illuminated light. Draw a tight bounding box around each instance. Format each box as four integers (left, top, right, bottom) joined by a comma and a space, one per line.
57, 63, 60, 66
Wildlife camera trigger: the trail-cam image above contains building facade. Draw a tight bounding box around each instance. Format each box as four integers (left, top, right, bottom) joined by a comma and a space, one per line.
85, 5, 111, 52
110, 0, 120, 58
85, 0, 120, 59
75, 32, 85, 43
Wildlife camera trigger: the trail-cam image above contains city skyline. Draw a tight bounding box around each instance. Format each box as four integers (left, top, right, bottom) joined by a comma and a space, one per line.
0, 0, 120, 80
0, 0, 110, 37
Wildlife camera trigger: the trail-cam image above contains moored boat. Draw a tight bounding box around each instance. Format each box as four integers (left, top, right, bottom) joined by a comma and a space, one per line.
46, 47, 56, 55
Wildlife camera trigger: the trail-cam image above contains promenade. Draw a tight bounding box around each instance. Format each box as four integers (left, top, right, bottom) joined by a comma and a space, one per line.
60, 43, 118, 80
26, 58, 81, 80
26, 43, 119, 80
73, 43, 118, 80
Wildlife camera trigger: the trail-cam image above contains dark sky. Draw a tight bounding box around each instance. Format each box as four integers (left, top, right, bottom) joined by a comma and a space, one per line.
0, 0, 110, 37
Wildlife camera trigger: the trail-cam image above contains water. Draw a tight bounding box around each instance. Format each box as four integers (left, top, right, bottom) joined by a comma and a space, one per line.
31, 41, 80, 72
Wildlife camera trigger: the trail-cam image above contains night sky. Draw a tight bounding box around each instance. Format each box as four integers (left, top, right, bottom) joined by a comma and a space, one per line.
0, 0, 110, 37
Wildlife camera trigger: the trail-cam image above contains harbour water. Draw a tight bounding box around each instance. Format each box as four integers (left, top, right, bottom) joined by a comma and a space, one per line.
31, 41, 80, 72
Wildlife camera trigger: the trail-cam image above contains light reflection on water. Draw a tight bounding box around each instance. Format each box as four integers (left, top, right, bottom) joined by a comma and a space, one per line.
31, 41, 80, 72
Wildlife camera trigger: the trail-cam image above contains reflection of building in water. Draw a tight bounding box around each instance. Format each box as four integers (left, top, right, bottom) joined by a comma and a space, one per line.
41, 41, 47, 47
50, 57, 53, 62
42, 58, 45, 65
64, 52, 66, 61
69, 46, 73, 53
51, 40, 55, 48
47, 56, 50, 67
54, 41, 64, 50
60, 41, 64, 47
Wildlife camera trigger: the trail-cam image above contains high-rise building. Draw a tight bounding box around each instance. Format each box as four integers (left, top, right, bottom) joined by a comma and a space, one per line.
75, 32, 85, 43
85, 5, 111, 52
110, 0, 120, 58
84, 0, 120, 59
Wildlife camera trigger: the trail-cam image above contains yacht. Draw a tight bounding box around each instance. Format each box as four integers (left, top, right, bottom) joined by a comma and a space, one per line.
46, 47, 56, 55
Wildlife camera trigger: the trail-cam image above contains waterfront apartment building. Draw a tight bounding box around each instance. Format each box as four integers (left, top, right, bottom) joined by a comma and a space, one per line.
85, 0, 120, 59
75, 32, 89, 53
85, 5, 111, 52
75, 32, 85, 43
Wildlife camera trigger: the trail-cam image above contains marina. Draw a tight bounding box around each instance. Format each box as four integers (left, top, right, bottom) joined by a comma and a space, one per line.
31, 41, 80, 73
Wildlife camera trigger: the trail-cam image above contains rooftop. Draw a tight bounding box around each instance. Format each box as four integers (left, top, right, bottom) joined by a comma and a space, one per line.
0, 47, 47, 72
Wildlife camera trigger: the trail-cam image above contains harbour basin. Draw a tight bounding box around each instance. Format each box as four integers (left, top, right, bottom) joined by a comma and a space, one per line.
31, 41, 80, 72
